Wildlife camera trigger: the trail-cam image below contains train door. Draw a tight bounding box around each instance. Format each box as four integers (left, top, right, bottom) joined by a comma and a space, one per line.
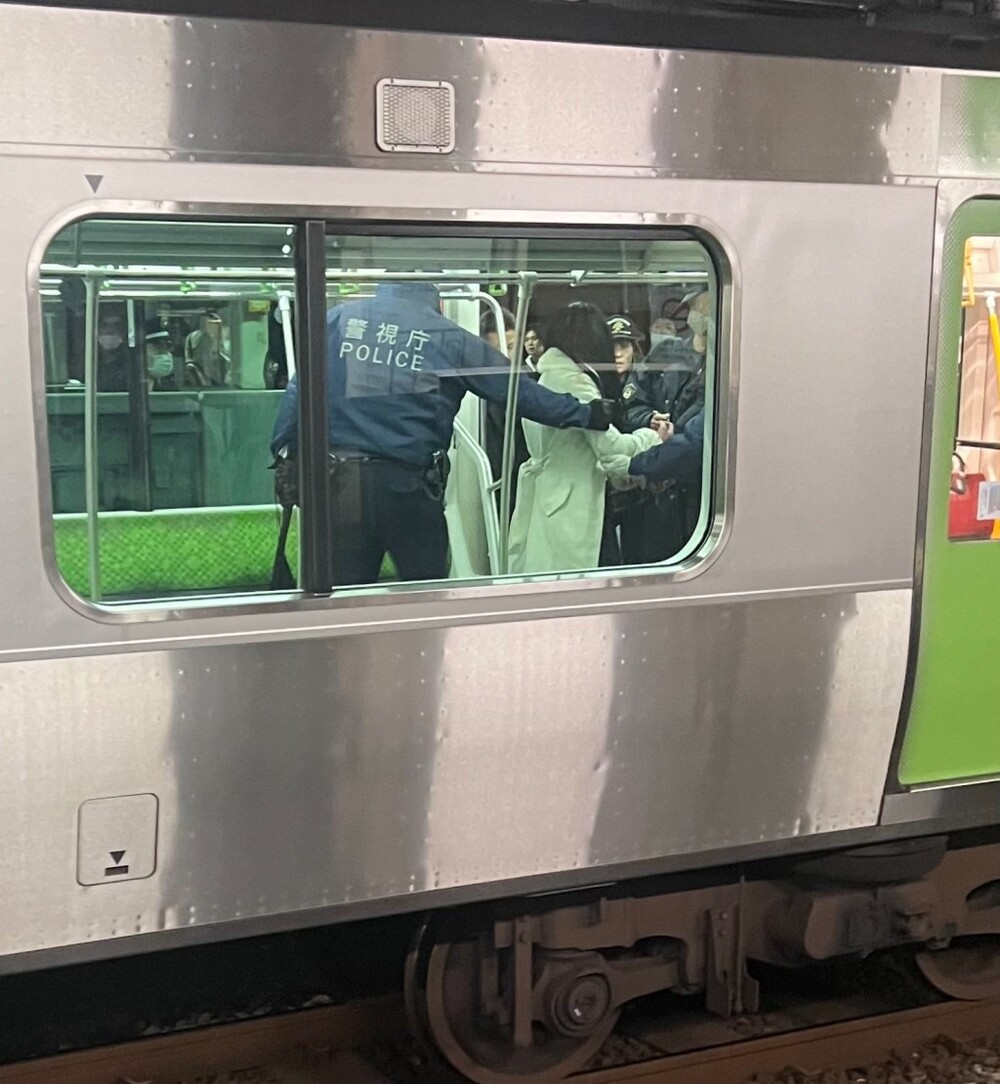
898, 197, 1000, 786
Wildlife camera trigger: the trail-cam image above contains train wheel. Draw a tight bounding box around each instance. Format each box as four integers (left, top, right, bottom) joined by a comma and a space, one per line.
405, 918, 619, 1084
403, 916, 436, 1057
915, 937, 1000, 1000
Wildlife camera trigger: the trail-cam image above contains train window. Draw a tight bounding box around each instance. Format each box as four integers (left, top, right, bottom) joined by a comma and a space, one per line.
38, 218, 720, 608
41, 219, 298, 602
951, 236, 1000, 540
313, 228, 718, 589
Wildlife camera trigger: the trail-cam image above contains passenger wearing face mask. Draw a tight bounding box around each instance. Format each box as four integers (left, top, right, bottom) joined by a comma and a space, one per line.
94, 310, 135, 392
685, 292, 711, 348
621, 300, 685, 432
144, 317, 177, 390
648, 296, 691, 352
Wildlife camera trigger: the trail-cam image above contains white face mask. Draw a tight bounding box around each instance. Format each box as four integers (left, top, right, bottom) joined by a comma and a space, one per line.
98, 333, 123, 352
147, 351, 174, 378
687, 310, 709, 337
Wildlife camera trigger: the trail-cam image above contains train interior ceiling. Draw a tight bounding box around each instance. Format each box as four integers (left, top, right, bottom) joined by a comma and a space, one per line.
43, 218, 715, 603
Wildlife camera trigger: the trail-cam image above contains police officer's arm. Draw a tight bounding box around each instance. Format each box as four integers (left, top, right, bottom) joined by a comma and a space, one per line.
270, 373, 299, 456
627, 409, 705, 484
458, 336, 608, 430
561, 369, 660, 465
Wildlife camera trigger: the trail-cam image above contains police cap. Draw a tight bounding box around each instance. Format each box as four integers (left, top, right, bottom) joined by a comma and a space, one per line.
607, 314, 642, 343
144, 316, 169, 342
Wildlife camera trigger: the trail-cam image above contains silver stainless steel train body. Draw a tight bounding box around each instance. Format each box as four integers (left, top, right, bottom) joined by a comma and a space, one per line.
0, 2, 994, 973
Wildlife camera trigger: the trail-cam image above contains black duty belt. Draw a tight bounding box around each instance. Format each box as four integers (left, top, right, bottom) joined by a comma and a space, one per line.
329, 450, 426, 471
329, 450, 382, 464
329, 448, 450, 500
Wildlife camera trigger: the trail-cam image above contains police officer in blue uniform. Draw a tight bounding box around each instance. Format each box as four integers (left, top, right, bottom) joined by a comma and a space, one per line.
627, 406, 705, 485
619, 336, 706, 559
271, 281, 614, 586
617, 299, 706, 560
620, 333, 702, 433
600, 314, 647, 566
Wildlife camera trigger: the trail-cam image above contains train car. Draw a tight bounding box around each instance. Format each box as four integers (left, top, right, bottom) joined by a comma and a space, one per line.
3, 1, 1000, 1080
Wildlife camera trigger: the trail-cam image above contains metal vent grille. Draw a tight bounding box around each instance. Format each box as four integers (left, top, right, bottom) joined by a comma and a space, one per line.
376, 78, 456, 154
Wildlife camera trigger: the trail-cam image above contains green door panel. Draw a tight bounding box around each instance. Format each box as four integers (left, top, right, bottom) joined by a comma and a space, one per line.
899, 197, 1000, 786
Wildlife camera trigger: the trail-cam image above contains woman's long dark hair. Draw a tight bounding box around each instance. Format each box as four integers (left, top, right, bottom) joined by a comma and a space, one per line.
542, 302, 620, 402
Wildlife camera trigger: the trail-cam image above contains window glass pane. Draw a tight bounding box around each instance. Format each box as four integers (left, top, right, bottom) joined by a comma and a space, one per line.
950, 236, 1000, 540
276, 230, 718, 590
41, 219, 298, 602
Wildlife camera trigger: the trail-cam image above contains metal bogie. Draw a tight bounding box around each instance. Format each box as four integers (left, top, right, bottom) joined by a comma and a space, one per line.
912, 847, 1000, 1000
415, 931, 622, 1083
751, 881, 945, 965
705, 904, 761, 1017
408, 844, 1000, 1080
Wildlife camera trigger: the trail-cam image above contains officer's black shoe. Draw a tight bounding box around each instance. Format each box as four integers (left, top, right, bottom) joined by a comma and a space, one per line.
586, 398, 615, 431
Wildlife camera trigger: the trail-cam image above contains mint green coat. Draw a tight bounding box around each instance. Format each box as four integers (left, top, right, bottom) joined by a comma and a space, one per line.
507, 348, 660, 574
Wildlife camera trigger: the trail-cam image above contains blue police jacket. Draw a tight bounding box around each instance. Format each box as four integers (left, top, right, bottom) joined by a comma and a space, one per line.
627, 407, 705, 484
621, 335, 702, 432
270, 282, 591, 465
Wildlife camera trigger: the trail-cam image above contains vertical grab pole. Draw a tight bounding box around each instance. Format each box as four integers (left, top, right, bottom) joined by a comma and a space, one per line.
277, 292, 296, 381
295, 221, 333, 594
83, 273, 102, 601
126, 298, 154, 511
277, 291, 300, 584
438, 286, 508, 464
498, 272, 536, 574
473, 291, 509, 486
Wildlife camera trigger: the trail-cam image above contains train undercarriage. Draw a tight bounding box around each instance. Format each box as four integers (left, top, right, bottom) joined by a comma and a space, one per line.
405, 839, 1000, 1082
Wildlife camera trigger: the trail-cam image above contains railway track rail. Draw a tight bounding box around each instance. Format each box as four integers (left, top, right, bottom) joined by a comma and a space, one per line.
1, 993, 998, 1084
585, 999, 1000, 1082
0, 997, 404, 1084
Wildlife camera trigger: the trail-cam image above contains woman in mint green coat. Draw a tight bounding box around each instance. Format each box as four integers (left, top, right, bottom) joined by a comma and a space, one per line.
508, 304, 669, 575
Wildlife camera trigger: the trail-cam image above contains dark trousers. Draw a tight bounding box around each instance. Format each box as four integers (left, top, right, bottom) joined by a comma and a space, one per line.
600, 490, 649, 567
329, 459, 449, 586
620, 484, 697, 564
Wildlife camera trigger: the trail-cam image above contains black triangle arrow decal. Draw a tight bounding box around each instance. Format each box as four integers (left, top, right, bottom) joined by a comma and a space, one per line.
110, 850, 125, 864
85, 174, 103, 193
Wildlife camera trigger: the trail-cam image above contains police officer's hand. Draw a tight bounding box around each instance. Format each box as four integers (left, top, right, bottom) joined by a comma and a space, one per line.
273, 455, 299, 508
585, 398, 616, 431
651, 417, 674, 442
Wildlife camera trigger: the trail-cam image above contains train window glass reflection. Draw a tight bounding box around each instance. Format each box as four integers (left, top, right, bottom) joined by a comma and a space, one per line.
951, 236, 1000, 541
41, 218, 298, 602
307, 229, 719, 589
